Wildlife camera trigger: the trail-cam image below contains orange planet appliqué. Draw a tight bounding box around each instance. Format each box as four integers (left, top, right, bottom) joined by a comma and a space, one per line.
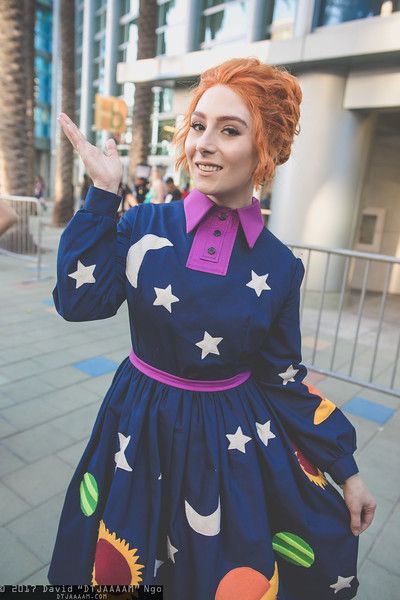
215, 561, 279, 600
303, 382, 336, 425
292, 441, 328, 489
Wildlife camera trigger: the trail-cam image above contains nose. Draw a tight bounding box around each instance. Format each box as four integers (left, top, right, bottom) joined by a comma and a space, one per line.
195, 128, 217, 155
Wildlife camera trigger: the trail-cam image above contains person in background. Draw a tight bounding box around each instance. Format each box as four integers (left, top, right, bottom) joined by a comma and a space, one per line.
117, 181, 137, 220
0, 201, 18, 236
181, 182, 191, 199
79, 173, 93, 209
144, 166, 167, 204
134, 177, 148, 204
164, 177, 182, 203
34, 175, 46, 211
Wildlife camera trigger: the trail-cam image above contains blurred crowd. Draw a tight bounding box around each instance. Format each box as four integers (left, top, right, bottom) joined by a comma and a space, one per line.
79, 166, 190, 221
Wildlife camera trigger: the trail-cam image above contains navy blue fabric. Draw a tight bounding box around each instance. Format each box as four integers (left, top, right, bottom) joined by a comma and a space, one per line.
48, 186, 359, 599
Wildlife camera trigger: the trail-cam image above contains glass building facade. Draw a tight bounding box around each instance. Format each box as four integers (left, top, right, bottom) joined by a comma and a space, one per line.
72, 0, 400, 167
316, 0, 400, 26
34, 0, 53, 146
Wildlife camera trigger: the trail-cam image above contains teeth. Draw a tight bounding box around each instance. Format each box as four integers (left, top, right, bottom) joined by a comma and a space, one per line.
197, 164, 221, 172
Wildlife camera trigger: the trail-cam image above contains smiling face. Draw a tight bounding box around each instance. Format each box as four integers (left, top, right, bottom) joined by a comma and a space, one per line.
184, 84, 259, 208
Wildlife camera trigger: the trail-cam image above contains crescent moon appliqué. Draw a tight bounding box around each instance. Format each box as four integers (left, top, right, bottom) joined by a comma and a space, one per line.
184, 496, 221, 536
126, 234, 173, 288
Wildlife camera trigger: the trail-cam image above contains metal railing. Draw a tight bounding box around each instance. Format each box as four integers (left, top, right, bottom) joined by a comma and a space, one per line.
0, 194, 44, 280
289, 243, 400, 398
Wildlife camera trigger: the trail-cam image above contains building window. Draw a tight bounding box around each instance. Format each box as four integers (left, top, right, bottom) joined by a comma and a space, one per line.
200, 0, 248, 48
120, 0, 139, 18
316, 0, 400, 27
156, 0, 187, 56
35, 6, 52, 54
265, 0, 298, 40
150, 118, 176, 155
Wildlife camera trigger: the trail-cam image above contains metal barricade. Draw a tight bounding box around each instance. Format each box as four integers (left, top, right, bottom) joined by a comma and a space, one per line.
0, 194, 44, 280
289, 243, 400, 398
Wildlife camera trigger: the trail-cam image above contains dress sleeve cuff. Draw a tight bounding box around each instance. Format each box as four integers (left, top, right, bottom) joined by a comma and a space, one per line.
327, 454, 359, 485
83, 185, 122, 217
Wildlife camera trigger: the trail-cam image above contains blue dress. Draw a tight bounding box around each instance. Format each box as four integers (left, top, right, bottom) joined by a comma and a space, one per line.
48, 187, 359, 599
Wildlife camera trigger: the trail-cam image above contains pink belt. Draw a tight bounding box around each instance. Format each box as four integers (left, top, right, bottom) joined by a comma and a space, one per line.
129, 349, 251, 392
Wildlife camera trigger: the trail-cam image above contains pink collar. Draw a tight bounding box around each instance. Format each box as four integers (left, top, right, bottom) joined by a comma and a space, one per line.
184, 188, 264, 249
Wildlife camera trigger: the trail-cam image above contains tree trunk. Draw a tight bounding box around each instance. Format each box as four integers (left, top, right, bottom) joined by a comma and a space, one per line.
0, 1, 34, 196
128, 0, 158, 180
0, 1, 37, 254
24, 0, 35, 194
53, 0, 75, 226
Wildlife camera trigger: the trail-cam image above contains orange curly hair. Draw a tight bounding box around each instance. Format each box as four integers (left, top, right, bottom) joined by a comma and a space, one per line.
173, 57, 302, 187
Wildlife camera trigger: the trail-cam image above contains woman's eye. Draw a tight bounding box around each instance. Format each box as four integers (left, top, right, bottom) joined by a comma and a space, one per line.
223, 127, 239, 136
190, 122, 204, 131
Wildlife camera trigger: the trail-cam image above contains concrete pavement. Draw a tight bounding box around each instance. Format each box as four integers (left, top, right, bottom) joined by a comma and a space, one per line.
0, 220, 399, 598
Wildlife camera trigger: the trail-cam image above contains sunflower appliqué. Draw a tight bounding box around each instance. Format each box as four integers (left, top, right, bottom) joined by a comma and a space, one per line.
291, 441, 328, 489
92, 520, 144, 585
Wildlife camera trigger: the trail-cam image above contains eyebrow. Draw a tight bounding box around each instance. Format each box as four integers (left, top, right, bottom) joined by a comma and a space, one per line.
191, 111, 248, 128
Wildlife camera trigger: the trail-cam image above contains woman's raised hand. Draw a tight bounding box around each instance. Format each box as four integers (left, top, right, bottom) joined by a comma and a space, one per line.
58, 113, 123, 195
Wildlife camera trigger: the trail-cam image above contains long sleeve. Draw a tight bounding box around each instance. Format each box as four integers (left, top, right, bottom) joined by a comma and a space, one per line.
53, 186, 136, 322
253, 256, 359, 485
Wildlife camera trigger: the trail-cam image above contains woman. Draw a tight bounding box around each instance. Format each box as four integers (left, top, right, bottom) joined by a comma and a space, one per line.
48, 58, 375, 599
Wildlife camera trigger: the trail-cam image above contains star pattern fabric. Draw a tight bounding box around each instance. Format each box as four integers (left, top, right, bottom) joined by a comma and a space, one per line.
226, 426, 252, 453
153, 559, 164, 577
329, 575, 355, 593
167, 536, 178, 563
68, 260, 96, 289
114, 433, 133, 472
195, 331, 223, 359
153, 284, 179, 313
49, 187, 360, 598
256, 420, 276, 447
246, 270, 271, 297
279, 364, 300, 385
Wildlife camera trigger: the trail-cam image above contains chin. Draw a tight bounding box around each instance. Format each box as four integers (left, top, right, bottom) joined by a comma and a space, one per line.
193, 179, 227, 197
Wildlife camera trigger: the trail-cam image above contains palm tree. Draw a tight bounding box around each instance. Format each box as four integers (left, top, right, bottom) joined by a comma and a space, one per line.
0, 0, 36, 254
0, 1, 34, 196
24, 0, 35, 192
53, 0, 75, 226
128, 0, 158, 179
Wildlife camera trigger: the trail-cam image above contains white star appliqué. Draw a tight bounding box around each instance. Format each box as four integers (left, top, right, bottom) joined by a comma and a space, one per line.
226, 426, 252, 453
167, 536, 178, 563
153, 559, 164, 577
279, 364, 299, 385
256, 420, 276, 447
246, 270, 271, 297
68, 260, 96, 289
195, 331, 223, 359
153, 284, 179, 313
329, 575, 355, 594
114, 433, 133, 472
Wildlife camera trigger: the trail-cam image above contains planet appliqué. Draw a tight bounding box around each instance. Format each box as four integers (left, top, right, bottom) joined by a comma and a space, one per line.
215, 561, 279, 599
272, 532, 315, 568
79, 472, 99, 517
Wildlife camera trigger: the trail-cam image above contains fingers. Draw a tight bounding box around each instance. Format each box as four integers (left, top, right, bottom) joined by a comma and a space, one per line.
349, 508, 361, 536
58, 113, 87, 152
360, 503, 377, 534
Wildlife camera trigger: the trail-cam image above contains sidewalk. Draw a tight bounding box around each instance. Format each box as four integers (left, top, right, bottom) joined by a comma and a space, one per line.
0, 222, 399, 598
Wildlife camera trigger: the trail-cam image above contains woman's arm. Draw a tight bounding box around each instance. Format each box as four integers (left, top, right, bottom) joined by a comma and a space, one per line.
53, 115, 131, 321
53, 186, 138, 321
254, 256, 376, 533
0, 201, 18, 236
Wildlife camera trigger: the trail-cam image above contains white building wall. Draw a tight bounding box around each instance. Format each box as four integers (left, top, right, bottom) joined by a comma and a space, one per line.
269, 70, 376, 291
